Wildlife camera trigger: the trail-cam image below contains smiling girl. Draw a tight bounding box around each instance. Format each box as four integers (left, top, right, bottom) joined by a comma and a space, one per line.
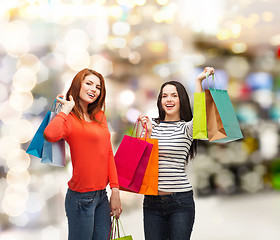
44, 69, 122, 240
138, 67, 215, 240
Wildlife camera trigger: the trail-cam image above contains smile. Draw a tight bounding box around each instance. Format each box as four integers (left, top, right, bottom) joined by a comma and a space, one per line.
165, 104, 175, 108
87, 93, 95, 98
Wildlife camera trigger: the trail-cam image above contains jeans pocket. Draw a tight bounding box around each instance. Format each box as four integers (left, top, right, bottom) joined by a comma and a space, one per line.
78, 195, 96, 216
176, 193, 194, 208
143, 197, 154, 208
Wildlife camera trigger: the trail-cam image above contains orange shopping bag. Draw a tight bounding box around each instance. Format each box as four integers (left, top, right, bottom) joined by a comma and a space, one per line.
139, 138, 158, 195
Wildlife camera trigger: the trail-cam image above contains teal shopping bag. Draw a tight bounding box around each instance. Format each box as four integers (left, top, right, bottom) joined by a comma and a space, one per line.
26, 111, 51, 158
208, 88, 243, 143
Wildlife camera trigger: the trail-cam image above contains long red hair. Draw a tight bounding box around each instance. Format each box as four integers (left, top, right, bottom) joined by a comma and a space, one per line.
66, 68, 106, 123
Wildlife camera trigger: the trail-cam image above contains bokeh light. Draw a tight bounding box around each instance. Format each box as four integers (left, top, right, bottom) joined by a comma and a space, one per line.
0, 136, 20, 159
9, 90, 33, 112
17, 54, 41, 73
12, 68, 37, 92
118, 90, 136, 107
6, 149, 31, 171
6, 169, 31, 187
66, 50, 91, 71
0, 20, 30, 57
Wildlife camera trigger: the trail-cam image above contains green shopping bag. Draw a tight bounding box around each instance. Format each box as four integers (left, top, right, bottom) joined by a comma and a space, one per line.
109, 216, 133, 240
208, 88, 243, 143
193, 92, 208, 139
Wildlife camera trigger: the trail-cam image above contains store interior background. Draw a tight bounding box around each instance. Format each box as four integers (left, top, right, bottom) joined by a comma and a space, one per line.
0, 0, 280, 239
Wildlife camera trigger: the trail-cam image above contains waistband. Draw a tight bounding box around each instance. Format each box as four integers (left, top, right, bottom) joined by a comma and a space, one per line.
145, 190, 193, 201
67, 188, 107, 196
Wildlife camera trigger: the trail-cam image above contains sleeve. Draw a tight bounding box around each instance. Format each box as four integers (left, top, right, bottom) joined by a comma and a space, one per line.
44, 112, 69, 142
108, 144, 119, 189
151, 119, 157, 128
184, 119, 193, 138
100, 112, 119, 189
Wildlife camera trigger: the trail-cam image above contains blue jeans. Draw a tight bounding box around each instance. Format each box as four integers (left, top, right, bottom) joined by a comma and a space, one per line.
65, 188, 111, 240
143, 191, 195, 240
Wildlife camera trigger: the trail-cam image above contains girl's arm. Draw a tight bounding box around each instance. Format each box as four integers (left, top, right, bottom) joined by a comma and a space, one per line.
108, 145, 122, 218
101, 113, 122, 218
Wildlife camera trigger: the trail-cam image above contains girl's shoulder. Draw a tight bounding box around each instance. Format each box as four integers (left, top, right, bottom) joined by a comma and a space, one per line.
151, 118, 160, 127
181, 119, 193, 126
95, 109, 105, 119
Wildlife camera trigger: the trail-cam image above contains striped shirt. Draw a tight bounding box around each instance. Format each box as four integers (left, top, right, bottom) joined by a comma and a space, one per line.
150, 119, 193, 192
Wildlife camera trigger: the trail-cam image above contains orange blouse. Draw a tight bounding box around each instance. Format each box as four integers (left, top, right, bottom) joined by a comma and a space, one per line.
44, 111, 119, 193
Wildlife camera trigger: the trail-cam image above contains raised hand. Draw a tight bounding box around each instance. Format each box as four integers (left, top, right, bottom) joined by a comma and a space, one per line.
195, 67, 215, 92
138, 115, 153, 138
56, 94, 75, 115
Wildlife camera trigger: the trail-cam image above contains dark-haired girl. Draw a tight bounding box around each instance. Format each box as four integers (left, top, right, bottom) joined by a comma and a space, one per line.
138, 67, 215, 240
44, 69, 122, 240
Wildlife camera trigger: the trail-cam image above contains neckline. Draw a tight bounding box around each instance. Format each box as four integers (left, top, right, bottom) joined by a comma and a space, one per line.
161, 120, 182, 123
70, 112, 96, 123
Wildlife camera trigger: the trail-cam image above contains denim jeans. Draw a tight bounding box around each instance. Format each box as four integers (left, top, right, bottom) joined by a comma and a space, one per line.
143, 190, 195, 240
65, 188, 111, 240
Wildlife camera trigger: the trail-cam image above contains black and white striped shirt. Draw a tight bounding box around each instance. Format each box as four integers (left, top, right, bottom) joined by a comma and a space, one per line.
150, 119, 193, 192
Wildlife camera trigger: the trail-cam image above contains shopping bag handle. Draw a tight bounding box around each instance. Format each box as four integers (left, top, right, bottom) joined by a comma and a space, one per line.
205, 72, 222, 90
108, 216, 126, 240
131, 120, 148, 141
50, 99, 62, 113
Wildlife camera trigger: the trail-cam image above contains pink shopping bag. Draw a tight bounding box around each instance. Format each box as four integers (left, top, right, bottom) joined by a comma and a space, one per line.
114, 121, 153, 192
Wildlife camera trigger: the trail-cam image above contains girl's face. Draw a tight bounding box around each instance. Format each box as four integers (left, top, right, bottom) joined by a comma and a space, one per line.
79, 74, 101, 106
161, 84, 180, 121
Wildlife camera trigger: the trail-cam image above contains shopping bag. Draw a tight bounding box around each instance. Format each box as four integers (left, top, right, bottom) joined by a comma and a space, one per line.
109, 216, 133, 240
208, 88, 243, 143
138, 138, 158, 195
41, 101, 66, 167
26, 111, 51, 158
205, 89, 227, 142
193, 92, 208, 139
115, 121, 153, 192
41, 111, 66, 167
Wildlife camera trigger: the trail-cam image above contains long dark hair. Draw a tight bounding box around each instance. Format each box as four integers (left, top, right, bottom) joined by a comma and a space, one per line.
155, 81, 197, 160
66, 68, 106, 123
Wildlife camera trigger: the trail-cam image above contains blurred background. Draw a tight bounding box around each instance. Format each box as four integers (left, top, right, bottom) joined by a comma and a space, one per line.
0, 0, 280, 239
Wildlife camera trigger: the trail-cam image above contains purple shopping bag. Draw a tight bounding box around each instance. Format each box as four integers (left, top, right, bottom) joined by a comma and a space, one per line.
114, 121, 153, 192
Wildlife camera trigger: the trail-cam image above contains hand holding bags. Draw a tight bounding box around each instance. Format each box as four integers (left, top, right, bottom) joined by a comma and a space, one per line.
26, 100, 66, 166
193, 74, 243, 143
114, 120, 154, 193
